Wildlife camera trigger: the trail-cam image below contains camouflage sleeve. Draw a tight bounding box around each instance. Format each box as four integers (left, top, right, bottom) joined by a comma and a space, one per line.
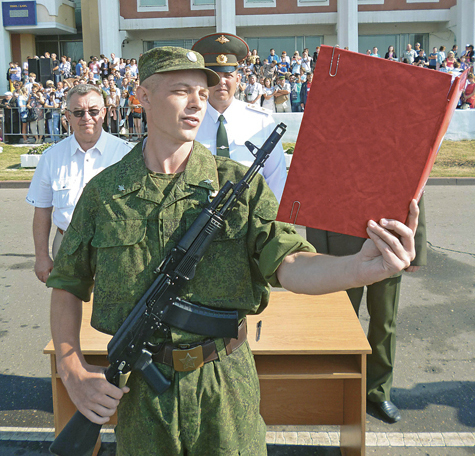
46, 185, 98, 302
247, 175, 316, 288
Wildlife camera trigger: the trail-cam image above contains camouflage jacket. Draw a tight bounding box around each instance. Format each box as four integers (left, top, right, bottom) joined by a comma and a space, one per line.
47, 141, 314, 343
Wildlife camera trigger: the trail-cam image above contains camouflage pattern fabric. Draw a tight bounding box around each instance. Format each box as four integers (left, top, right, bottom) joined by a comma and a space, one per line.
139, 46, 220, 87
46, 141, 315, 453
47, 141, 314, 342
115, 341, 266, 455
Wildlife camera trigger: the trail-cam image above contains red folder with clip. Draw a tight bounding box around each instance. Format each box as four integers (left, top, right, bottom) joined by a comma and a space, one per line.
277, 45, 467, 238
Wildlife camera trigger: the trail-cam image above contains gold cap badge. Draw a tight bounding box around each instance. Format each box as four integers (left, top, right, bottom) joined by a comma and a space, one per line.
216, 35, 230, 44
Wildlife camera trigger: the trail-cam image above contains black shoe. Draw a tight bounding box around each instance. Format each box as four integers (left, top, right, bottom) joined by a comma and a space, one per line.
369, 400, 401, 423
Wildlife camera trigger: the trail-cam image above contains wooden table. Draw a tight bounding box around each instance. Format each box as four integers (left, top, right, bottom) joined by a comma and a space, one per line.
44, 291, 370, 456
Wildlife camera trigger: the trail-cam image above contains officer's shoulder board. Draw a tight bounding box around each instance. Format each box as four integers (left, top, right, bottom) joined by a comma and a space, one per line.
245, 104, 272, 116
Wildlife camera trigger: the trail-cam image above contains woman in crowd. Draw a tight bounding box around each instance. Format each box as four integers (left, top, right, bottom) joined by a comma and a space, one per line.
261, 77, 276, 112
27, 83, 45, 143
446, 51, 457, 69
385, 46, 397, 61
17, 87, 29, 143
301, 50, 312, 73
462, 73, 475, 108
249, 49, 259, 64
253, 57, 263, 75
44, 84, 61, 143
233, 73, 246, 102
106, 82, 121, 134
128, 82, 142, 139
119, 58, 126, 76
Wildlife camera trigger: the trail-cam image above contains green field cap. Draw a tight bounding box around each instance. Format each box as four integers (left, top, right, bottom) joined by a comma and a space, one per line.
192, 33, 249, 73
139, 46, 220, 86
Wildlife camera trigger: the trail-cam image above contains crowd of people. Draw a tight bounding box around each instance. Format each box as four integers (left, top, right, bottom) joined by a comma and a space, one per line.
2, 52, 145, 144
2, 41, 475, 144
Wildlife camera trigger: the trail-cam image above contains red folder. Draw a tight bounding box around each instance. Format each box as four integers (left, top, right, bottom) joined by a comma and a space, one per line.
277, 45, 467, 238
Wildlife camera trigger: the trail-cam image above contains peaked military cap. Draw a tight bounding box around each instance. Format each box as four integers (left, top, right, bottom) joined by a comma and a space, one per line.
192, 33, 249, 73
139, 46, 220, 86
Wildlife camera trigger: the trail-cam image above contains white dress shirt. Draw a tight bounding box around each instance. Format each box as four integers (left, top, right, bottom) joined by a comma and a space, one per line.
195, 99, 287, 201
26, 131, 133, 230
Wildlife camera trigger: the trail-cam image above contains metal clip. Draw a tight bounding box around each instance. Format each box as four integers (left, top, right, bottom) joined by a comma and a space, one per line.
289, 201, 301, 225
329, 47, 340, 77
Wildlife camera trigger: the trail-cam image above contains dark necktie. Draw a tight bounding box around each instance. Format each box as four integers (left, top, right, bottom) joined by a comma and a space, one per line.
216, 114, 229, 157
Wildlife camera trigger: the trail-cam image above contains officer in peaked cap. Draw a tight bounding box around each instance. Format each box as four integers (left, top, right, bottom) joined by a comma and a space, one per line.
192, 32, 249, 72
193, 33, 288, 201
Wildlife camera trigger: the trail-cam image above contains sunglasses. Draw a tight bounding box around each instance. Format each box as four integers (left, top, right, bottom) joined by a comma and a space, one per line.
67, 108, 103, 118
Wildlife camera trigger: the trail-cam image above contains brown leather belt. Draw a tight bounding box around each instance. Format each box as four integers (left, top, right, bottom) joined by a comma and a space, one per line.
152, 319, 247, 372
58, 228, 64, 235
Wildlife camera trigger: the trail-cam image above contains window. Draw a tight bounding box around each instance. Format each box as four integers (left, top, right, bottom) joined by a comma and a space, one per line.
244, 0, 276, 8
140, 0, 166, 5
137, 0, 168, 12
358, 33, 429, 60
191, 0, 215, 10
245, 36, 323, 62
297, 0, 330, 5
358, 0, 385, 5
144, 40, 197, 53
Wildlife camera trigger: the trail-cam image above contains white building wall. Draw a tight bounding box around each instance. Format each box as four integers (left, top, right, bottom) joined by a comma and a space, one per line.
98, 0, 122, 57
0, 16, 12, 94
337, 0, 358, 50
456, 0, 475, 50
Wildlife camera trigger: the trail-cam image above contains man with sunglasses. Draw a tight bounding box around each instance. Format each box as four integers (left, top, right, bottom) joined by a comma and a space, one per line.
26, 84, 132, 283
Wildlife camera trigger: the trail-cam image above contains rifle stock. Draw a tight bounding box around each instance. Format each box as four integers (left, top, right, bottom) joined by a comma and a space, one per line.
49, 123, 287, 455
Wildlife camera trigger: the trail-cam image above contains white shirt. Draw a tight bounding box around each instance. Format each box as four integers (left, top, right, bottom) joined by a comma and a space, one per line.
244, 82, 263, 103
26, 131, 133, 230
195, 99, 287, 201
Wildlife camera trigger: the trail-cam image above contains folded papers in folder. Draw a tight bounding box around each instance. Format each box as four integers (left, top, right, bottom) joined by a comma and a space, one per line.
277, 45, 467, 238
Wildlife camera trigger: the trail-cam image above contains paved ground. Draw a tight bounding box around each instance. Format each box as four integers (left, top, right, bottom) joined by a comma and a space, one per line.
0, 183, 474, 455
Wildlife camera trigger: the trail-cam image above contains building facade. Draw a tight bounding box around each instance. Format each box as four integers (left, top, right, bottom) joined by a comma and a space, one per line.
1, 0, 475, 92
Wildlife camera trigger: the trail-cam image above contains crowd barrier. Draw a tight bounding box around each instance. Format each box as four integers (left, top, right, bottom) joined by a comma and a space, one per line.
273, 110, 475, 142
0, 106, 146, 144
2, 106, 474, 145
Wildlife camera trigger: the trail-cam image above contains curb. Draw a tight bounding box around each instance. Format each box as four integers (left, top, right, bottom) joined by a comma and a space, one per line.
1, 177, 475, 190
1, 428, 474, 448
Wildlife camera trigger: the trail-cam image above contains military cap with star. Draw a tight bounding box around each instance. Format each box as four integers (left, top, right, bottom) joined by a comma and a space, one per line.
138, 46, 220, 86
192, 33, 249, 73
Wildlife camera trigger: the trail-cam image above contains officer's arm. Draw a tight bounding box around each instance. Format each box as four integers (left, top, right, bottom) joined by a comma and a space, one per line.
51, 288, 128, 425
277, 201, 418, 295
33, 207, 54, 283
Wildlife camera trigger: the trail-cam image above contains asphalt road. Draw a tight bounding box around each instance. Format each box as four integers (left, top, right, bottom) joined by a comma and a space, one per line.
0, 184, 474, 455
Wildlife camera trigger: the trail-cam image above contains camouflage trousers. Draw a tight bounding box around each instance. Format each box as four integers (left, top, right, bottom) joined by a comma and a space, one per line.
115, 339, 267, 455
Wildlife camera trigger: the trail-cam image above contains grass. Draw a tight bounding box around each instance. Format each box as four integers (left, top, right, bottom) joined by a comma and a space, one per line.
0, 140, 474, 182
283, 140, 475, 178
0, 143, 38, 181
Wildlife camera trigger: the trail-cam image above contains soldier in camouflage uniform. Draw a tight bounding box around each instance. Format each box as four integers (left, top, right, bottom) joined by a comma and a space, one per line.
47, 46, 419, 455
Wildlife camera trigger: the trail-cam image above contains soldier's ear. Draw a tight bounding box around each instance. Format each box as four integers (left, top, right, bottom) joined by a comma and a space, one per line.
136, 85, 149, 107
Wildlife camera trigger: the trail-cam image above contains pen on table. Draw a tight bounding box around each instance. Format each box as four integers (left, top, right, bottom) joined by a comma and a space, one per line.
256, 320, 262, 342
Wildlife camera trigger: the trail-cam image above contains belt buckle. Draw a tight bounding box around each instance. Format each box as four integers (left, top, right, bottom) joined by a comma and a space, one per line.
172, 345, 204, 372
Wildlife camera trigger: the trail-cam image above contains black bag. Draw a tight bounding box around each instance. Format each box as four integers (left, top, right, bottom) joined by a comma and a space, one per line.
45, 109, 52, 120
26, 108, 38, 122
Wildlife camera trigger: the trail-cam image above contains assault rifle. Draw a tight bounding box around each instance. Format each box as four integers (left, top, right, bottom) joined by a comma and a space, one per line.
49, 122, 287, 456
